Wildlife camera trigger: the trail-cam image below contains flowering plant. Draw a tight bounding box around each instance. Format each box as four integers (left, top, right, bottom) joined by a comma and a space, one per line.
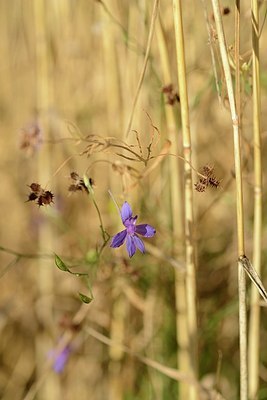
110, 202, 156, 257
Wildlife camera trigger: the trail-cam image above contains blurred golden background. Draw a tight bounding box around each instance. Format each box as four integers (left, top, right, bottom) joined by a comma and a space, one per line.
0, 1, 267, 399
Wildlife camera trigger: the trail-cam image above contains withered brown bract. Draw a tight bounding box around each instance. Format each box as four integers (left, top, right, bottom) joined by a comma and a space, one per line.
194, 165, 221, 193
27, 183, 54, 206
68, 172, 94, 194
162, 83, 180, 106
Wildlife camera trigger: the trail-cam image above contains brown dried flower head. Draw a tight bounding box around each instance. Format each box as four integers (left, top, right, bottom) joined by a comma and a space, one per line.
195, 164, 221, 192
27, 183, 54, 206
162, 84, 180, 106
68, 172, 94, 194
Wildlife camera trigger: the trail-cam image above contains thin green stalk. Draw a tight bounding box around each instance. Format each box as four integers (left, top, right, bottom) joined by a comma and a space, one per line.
211, 1, 247, 399
84, 178, 110, 255
172, 1, 198, 399
248, 0, 262, 398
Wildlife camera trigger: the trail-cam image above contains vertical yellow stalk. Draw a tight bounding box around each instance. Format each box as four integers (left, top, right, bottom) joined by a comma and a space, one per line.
172, 1, 198, 399
248, 0, 262, 398
156, 17, 189, 399
34, 1, 59, 399
211, 0, 247, 398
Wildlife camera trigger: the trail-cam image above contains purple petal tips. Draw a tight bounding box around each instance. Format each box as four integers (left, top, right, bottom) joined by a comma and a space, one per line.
135, 224, 156, 237
120, 201, 133, 224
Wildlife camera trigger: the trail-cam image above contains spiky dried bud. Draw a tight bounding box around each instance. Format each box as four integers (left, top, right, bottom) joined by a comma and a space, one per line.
162, 84, 180, 106
195, 164, 221, 192
195, 182, 207, 192
29, 183, 42, 194
208, 175, 221, 188
38, 191, 54, 206
27, 192, 38, 202
27, 183, 54, 206
202, 165, 214, 177
68, 172, 94, 194
70, 172, 80, 181
162, 84, 174, 94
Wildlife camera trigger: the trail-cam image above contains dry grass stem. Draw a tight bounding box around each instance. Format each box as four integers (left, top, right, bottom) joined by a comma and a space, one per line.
173, 1, 198, 398
211, 0, 247, 398
248, 0, 263, 398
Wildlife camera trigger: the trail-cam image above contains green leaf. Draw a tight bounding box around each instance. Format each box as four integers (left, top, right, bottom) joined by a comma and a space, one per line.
54, 254, 70, 272
78, 292, 93, 304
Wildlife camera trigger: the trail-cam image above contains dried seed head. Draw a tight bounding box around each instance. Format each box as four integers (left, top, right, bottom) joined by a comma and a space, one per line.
162, 84, 173, 94
27, 183, 54, 206
68, 184, 82, 192
37, 191, 54, 206
202, 165, 214, 177
162, 83, 180, 106
70, 172, 80, 181
195, 182, 207, 192
29, 183, 42, 194
68, 172, 94, 194
195, 164, 221, 192
27, 192, 38, 202
208, 175, 221, 188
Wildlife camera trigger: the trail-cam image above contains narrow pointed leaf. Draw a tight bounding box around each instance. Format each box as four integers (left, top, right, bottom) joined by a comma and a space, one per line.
78, 292, 93, 304
55, 254, 70, 272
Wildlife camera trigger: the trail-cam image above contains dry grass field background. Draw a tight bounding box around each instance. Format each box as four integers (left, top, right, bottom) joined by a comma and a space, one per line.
0, 1, 267, 399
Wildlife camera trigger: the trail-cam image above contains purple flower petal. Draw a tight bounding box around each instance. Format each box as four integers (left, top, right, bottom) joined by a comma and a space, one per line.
126, 235, 136, 257
110, 229, 127, 248
135, 224, 156, 237
49, 346, 71, 373
110, 201, 156, 258
133, 235, 145, 253
121, 202, 133, 224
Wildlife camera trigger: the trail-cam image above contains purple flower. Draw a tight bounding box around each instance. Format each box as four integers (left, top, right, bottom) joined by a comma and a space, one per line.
110, 202, 156, 258
49, 345, 71, 373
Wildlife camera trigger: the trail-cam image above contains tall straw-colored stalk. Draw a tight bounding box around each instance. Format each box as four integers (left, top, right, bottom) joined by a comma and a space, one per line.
211, 1, 247, 399
34, 2, 59, 399
172, 2, 198, 399
156, 17, 189, 399
248, 0, 262, 398
100, 4, 127, 398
